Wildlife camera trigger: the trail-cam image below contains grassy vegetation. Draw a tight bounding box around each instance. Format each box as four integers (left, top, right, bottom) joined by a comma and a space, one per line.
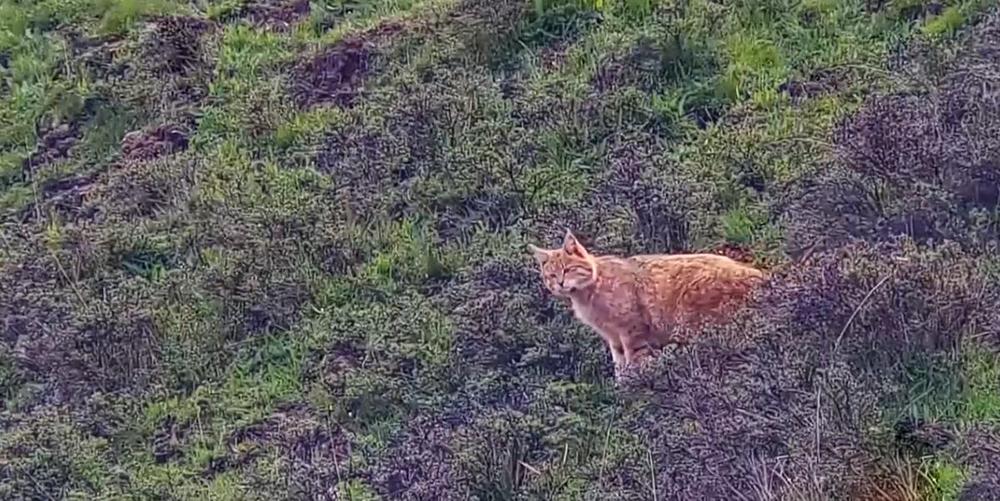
2, 0, 1000, 499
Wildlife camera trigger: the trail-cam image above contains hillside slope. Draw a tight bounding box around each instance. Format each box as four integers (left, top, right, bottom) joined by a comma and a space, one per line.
2, 0, 1000, 499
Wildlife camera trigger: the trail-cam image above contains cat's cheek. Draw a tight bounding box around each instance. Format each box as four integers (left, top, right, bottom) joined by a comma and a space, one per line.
564, 277, 589, 291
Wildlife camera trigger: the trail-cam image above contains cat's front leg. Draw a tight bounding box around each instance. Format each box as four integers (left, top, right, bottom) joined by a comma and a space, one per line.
622, 335, 655, 374
608, 342, 626, 380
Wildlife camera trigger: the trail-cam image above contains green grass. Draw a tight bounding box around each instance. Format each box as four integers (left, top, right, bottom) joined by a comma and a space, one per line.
93, 0, 181, 34
927, 460, 969, 501
899, 347, 1000, 425
890, 344, 1000, 497
899, 255, 1000, 426
961, 348, 1000, 422
2, 0, 1000, 497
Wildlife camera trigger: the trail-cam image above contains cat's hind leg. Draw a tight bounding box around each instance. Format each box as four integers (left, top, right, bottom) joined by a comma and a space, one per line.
622, 335, 656, 375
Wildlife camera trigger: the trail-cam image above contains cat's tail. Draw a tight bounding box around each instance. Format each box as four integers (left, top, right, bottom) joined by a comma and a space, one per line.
711, 243, 756, 265
711, 243, 771, 281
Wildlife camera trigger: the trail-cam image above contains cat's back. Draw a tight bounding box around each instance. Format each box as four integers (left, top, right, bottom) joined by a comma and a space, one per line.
628, 253, 764, 331
628, 253, 764, 280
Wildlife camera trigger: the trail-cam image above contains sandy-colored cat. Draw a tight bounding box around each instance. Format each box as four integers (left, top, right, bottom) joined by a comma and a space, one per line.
530, 230, 765, 380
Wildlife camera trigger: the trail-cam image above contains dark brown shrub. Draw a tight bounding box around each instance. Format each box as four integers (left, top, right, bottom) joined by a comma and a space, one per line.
117, 16, 218, 119
835, 93, 947, 185
366, 414, 466, 500
225, 403, 350, 499
832, 12, 1000, 237
607, 238, 1000, 498
236, 0, 310, 31
292, 39, 373, 108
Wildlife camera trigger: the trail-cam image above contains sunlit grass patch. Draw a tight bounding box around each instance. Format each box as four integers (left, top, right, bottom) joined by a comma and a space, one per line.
92, 0, 182, 35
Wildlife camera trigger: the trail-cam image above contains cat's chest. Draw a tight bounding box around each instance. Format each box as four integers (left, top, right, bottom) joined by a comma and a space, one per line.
570, 299, 618, 332
571, 301, 596, 323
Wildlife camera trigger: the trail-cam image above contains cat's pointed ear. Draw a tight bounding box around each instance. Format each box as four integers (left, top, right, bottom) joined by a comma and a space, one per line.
563, 229, 589, 258
528, 244, 551, 264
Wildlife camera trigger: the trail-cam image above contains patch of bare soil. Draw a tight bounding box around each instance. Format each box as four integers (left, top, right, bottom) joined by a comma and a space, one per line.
224, 403, 350, 496
122, 15, 218, 114
862, 0, 944, 19
0, 235, 161, 403
592, 39, 671, 93
22, 30, 126, 174
7, 171, 99, 225
24, 123, 81, 172
86, 159, 192, 221
236, 0, 311, 31
39, 174, 100, 221
778, 67, 851, 102
291, 22, 404, 108
59, 26, 128, 83
22, 121, 193, 224
366, 415, 465, 499
141, 16, 216, 77
292, 38, 371, 108
120, 123, 190, 162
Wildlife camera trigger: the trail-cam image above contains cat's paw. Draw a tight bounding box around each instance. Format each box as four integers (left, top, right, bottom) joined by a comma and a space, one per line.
614, 357, 661, 388
613, 363, 643, 388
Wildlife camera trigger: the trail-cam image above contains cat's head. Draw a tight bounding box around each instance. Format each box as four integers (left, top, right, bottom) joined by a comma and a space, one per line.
528, 230, 598, 298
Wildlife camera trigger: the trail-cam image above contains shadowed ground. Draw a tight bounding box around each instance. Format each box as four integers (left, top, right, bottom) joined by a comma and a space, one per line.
1, 0, 999, 499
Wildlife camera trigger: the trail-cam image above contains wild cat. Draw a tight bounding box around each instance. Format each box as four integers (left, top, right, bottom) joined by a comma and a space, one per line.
530, 231, 765, 381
